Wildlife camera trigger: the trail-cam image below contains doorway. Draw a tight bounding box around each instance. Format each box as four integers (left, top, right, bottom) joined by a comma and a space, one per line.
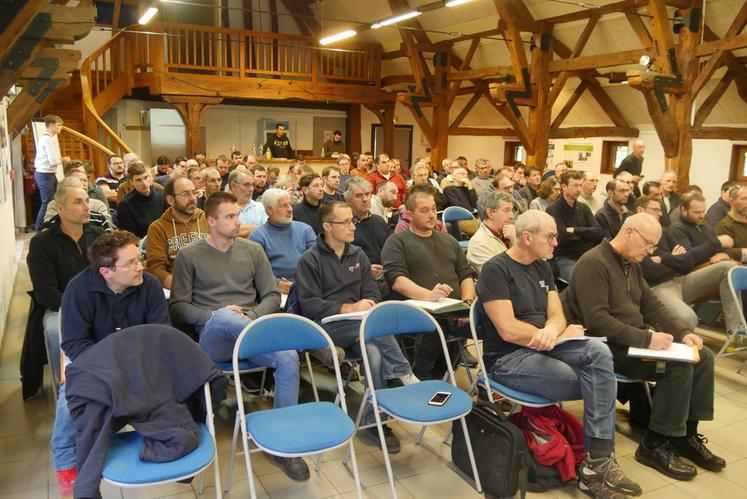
371, 124, 413, 171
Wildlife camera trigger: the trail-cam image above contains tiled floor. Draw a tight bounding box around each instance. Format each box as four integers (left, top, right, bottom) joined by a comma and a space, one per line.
2, 251, 747, 498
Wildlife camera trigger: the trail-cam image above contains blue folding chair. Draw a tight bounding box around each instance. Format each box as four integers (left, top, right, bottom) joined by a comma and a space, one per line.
351, 301, 482, 498
717, 266, 747, 372
466, 298, 559, 411
102, 382, 222, 498
443, 206, 475, 249
228, 314, 362, 499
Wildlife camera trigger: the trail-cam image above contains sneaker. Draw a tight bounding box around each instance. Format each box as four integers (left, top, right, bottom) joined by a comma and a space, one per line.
399, 372, 420, 385
670, 434, 726, 472
269, 455, 310, 481
56, 468, 77, 497
357, 425, 401, 454
311, 346, 345, 368
579, 456, 642, 496
578, 477, 631, 499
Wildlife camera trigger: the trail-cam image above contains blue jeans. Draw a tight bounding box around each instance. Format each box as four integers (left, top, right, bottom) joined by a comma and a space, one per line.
200, 307, 299, 409
35, 172, 58, 231
51, 384, 76, 471
43, 311, 61, 384
554, 256, 577, 283
323, 321, 412, 424
489, 339, 617, 447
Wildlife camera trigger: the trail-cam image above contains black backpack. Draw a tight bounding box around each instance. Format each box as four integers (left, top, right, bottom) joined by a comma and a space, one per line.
451, 401, 531, 498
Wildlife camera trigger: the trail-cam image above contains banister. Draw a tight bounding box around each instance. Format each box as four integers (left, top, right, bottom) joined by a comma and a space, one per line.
60, 125, 116, 157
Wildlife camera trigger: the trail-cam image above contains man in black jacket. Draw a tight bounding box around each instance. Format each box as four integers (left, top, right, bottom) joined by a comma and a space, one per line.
546, 170, 602, 281
292, 173, 324, 234
295, 201, 416, 454
659, 192, 744, 335
660, 171, 681, 227
263, 123, 294, 159
117, 161, 167, 238
616, 139, 645, 197
595, 178, 631, 240
345, 176, 392, 276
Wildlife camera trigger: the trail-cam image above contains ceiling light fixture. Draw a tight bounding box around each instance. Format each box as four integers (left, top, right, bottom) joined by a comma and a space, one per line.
138, 6, 159, 25
444, 0, 474, 7
320, 30, 357, 45
371, 11, 422, 29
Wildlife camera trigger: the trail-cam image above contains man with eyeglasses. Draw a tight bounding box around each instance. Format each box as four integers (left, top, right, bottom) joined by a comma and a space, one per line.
478, 210, 640, 499
228, 168, 267, 237
651, 192, 744, 337
569, 213, 724, 481
53, 230, 169, 496
595, 179, 632, 240
147, 176, 209, 289
117, 161, 167, 239
295, 201, 418, 454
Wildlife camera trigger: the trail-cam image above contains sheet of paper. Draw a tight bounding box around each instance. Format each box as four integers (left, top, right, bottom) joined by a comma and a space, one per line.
555, 336, 607, 346
404, 298, 465, 312
321, 311, 368, 325
628, 342, 699, 363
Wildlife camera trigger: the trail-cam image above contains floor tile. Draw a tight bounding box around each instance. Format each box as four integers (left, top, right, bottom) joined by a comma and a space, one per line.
398, 467, 482, 498
258, 467, 338, 499
369, 441, 447, 480
0, 457, 49, 495
339, 481, 414, 499
319, 452, 390, 494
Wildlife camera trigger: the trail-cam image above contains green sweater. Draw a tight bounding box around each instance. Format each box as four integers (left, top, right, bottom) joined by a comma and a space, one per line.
169, 238, 281, 330
568, 240, 690, 349
381, 229, 474, 300
714, 213, 747, 261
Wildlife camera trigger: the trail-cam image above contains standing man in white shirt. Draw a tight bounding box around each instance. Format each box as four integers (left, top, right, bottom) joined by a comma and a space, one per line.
34, 115, 70, 231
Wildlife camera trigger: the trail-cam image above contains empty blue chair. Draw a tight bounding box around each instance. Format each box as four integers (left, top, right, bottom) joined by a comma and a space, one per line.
352, 301, 482, 498
717, 266, 747, 372
228, 314, 362, 499
443, 206, 475, 249
102, 382, 222, 498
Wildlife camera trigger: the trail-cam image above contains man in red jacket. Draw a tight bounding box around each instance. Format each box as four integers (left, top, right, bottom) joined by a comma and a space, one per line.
366, 153, 407, 208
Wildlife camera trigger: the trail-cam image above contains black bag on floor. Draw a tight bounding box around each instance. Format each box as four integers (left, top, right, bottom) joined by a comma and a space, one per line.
451, 401, 530, 498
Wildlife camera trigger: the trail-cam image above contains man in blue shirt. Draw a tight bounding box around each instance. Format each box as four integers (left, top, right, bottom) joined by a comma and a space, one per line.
52, 230, 169, 497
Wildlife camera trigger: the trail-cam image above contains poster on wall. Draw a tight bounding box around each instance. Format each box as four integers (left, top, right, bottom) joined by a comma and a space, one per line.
563, 143, 593, 170
0, 98, 10, 205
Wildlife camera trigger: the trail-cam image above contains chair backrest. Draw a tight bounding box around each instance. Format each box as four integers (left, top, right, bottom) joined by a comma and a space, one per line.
468, 298, 496, 400
443, 206, 474, 223
361, 301, 439, 341
728, 266, 747, 314
234, 314, 329, 359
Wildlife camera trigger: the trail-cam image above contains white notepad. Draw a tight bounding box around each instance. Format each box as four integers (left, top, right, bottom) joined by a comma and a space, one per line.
628, 342, 700, 364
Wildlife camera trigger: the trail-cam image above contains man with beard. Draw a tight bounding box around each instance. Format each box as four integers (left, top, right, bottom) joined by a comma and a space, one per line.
715, 184, 747, 258
595, 178, 632, 240
96, 155, 126, 208
147, 176, 209, 289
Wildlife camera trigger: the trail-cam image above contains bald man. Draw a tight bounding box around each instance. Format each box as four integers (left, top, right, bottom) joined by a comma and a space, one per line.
569, 214, 723, 481
616, 139, 645, 197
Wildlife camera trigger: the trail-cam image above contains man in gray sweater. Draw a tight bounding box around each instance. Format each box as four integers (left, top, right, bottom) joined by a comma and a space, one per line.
170, 191, 308, 481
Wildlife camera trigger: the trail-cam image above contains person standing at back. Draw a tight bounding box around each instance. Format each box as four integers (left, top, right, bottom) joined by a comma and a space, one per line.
34, 115, 69, 231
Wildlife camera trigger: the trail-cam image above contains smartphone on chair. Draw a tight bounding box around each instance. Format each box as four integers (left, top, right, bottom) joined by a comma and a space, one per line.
428, 391, 452, 406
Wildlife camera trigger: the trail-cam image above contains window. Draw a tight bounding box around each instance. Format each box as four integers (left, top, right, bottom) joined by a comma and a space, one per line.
730, 145, 747, 182
601, 141, 629, 174
503, 142, 526, 166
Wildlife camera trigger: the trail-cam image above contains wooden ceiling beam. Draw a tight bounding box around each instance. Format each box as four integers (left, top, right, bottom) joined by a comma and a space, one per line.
693, 71, 734, 127
485, 92, 532, 153
704, 25, 747, 103
549, 14, 598, 106
540, 0, 690, 25
645, 0, 676, 74
449, 66, 513, 81
494, 0, 529, 85
0, 0, 45, 56
695, 31, 747, 57
549, 48, 648, 72
550, 126, 639, 138
551, 80, 588, 129
449, 127, 516, 136
624, 6, 653, 47
691, 127, 747, 141
450, 88, 484, 129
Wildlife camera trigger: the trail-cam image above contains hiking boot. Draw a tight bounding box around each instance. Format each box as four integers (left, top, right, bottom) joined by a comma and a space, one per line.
358, 425, 401, 454
269, 455, 310, 481
56, 468, 77, 497
670, 434, 726, 472
579, 456, 642, 496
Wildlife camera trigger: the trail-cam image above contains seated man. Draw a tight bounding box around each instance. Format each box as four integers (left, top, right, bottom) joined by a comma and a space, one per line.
169, 192, 308, 481
146, 176, 209, 289
228, 168, 267, 237
467, 191, 515, 274
54, 230, 169, 497
595, 178, 631, 240
715, 183, 747, 261
659, 171, 681, 227
577, 171, 602, 214
478, 211, 640, 499
27, 180, 105, 400
366, 153, 407, 209
663, 192, 743, 335
569, 214, 724, 480
382, 190, 476, 379
295, 201, 417, 454
95, 154, 125, 209
249, 188, 316, 294
199, 166, 222, 209
321, 165, 345, 203
117, 161, 167, 238
344, 176, 392, 276
44, 170, 114, 232
706, 180, 737, 227
471, 159, 493, 197
251, 165, 270, 200
371, 181, 400, 225
546, 170, 602, 281
292, 173, 325, 234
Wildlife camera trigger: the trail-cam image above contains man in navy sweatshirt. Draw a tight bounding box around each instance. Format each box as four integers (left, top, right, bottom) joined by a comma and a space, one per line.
295, 201, 417, 454
52, 230, 169, 497
249, 188, 315, 294
117, 161, 167, 238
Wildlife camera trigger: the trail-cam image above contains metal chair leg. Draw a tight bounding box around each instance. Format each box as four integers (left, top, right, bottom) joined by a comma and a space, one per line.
305, 352, 321, 402
223, 411, 241, 493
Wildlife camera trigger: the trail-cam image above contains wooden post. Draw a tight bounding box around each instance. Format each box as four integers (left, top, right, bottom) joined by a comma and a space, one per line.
526, 31, 553, 169
164, 96, 224, 157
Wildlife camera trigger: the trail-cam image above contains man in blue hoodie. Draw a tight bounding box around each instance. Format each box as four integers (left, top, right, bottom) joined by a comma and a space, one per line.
295, 201, 418, 454
52, 230, 169, 496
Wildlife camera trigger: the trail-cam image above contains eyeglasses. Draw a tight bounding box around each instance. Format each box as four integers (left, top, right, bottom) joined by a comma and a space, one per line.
631, 227, 657, 250
114, 256, 146, 270
532, 231, 557, 242
327, 219, 355, 226
173, 190, 197, 199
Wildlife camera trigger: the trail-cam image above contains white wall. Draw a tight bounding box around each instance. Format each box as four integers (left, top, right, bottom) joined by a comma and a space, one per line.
0, 97, 18, 346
